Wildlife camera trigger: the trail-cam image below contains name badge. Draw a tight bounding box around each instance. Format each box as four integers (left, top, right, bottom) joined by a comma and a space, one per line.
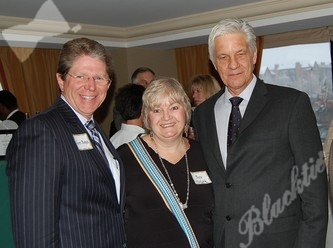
73, 133, 93, 150
190, 171, 212, 185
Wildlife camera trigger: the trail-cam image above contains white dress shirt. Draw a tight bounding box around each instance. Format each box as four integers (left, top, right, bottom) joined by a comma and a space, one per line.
110, 123, 146, 149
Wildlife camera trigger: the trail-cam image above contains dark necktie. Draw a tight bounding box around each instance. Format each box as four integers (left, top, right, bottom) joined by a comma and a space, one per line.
227, 97, 243, 149
85, 120, 108, 163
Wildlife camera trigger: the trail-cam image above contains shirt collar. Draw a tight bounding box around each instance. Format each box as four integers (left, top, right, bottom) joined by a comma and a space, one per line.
61, 95, 93, 125
223, 74, 257, 103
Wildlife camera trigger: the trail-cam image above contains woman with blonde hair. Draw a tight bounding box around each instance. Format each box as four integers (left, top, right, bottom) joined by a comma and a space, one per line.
190, 74, 221, 107
117, 77, 214, 248
188, 74, 221, 139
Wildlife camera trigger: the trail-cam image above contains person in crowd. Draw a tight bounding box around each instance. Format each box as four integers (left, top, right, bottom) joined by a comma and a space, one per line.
109, 66, 155, 137
188, 74, 221, 139
117, 77, 214, 248
190, 74, 221, 107
110, 83, 146, 148
131, 66, 155, 88
0, 90, 26, 126
6, 38, 127, 248
193, 18, 328, 248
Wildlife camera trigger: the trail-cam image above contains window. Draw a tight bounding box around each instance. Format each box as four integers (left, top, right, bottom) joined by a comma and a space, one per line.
260, 42, 332, 147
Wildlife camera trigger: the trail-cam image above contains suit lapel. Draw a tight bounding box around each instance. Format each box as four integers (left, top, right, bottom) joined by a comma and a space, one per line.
55, 98, 119, 203
204, 90, 227, 172
239, 79, 268, 135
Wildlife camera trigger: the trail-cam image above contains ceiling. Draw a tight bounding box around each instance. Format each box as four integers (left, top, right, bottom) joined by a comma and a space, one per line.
0, 0, 332, 49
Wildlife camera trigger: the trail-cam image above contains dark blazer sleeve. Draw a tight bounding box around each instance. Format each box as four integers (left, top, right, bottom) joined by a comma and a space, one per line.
289, 92, 328, 248
6, 118, 63, 247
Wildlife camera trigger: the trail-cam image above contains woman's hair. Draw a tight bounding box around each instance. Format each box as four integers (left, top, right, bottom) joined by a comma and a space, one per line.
142, 77, 192, 131
190, 74, 221, 99
208, 19, 257, 63
57, 37, 113, 81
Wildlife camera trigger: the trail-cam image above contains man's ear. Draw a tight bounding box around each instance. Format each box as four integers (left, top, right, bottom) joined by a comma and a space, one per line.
56, 73, 64, 92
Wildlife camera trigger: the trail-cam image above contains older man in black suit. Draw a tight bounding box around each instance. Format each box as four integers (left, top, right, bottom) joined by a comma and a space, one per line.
193, 19, 328, 248
6, 38, 127, 248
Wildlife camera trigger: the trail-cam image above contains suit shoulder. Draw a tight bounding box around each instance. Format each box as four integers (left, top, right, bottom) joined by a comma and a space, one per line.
117, 143, 131, 155
265, 83, 304, 95
264, 83, 309, 101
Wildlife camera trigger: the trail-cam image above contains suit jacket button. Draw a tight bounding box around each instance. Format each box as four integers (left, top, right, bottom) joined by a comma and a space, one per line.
226, 182, 232, 188
226, 215, 231, 221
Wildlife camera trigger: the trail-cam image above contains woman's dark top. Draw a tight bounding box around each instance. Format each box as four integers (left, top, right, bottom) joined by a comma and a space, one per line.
117, 137, 214, 248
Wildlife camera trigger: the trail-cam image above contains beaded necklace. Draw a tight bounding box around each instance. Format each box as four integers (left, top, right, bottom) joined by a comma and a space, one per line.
151, 135, 190, 210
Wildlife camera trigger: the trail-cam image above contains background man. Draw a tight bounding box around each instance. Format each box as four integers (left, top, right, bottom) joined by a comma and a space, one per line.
109, 66, 155, 137
110, 83, 146, 148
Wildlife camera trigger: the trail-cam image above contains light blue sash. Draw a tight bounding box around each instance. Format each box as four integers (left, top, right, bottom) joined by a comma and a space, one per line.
128, 138, 199, 248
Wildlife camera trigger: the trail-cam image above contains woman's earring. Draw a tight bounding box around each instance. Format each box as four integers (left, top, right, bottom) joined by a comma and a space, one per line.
184, 124, 189, 137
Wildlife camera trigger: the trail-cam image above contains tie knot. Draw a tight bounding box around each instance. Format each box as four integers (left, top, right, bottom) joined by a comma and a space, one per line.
85, 120, 96, 130
229, 97, 243, 107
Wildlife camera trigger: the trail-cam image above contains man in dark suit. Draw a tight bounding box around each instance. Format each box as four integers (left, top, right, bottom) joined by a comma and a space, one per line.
0, 90, 26, 126
6, 38, 127, 247
193, 19, 328, 248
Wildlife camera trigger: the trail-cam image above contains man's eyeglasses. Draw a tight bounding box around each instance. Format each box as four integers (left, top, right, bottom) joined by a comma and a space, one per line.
66, 73, 111, 86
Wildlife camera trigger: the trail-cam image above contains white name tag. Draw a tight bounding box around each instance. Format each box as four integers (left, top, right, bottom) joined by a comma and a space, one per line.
73, 133, 93, 150
190, 171, 212, 185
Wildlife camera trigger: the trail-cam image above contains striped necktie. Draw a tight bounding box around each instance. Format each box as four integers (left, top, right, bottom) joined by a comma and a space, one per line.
85, 120, 108, 163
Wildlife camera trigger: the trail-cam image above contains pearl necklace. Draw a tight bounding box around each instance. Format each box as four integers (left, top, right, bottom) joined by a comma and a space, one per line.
151, 135, 190, 210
